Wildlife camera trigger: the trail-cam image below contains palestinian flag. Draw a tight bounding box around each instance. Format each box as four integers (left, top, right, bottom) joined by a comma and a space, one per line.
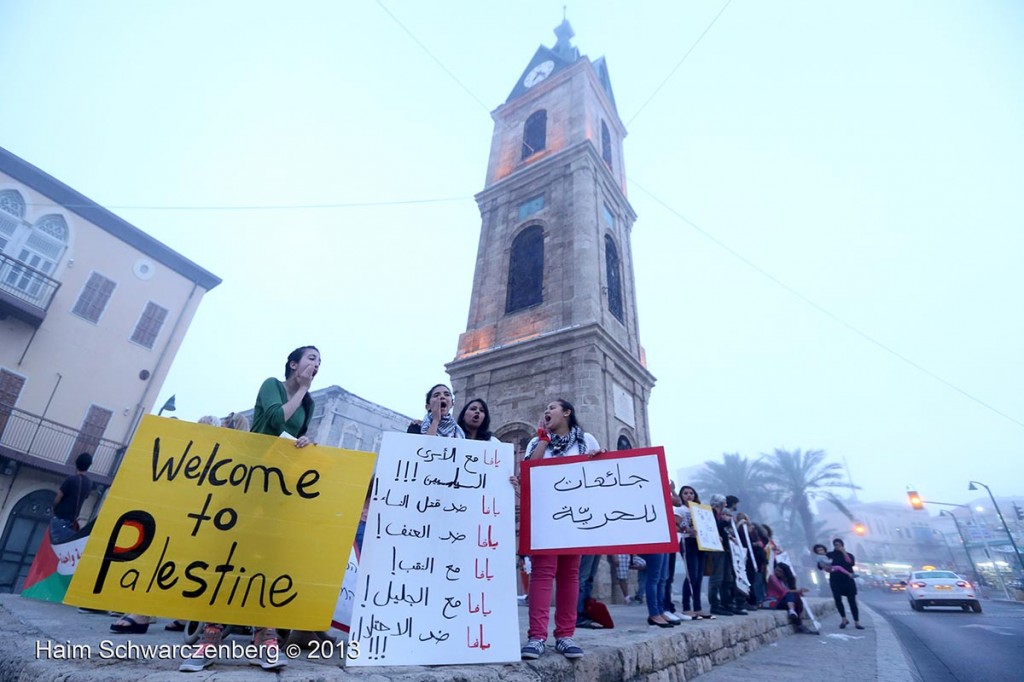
21, 519, 94, 603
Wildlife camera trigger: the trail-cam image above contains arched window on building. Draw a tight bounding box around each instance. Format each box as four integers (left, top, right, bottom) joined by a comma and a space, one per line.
605, 234, 623, 322
522, 110, 547, 159
601, 120, 612, 169
616, 434, 632, 451
2, 210, 68, 302
342, 423, 362, 450
506, 225, 544, 313
0, 189, 26, 252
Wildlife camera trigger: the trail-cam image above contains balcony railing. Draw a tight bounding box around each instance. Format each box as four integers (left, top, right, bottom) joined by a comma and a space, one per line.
0, 403, 124, 483
0, 252, 61, 326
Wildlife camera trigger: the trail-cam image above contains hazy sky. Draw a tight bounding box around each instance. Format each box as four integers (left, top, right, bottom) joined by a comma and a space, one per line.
3, 1, 1022, 507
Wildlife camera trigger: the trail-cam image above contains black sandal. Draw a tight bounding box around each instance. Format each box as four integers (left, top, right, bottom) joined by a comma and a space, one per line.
111, 616, 151, 634
164, 620, 186, 632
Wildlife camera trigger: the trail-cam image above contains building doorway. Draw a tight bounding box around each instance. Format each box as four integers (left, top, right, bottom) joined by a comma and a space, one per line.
0, 489, 55, 593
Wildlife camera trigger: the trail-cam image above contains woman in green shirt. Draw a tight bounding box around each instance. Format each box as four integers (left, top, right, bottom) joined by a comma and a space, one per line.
251, 345, 320, 444
180, 345, 320, 673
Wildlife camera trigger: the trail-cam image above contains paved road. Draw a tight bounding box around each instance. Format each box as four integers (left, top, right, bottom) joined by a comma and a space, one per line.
861, 590, 1024, 681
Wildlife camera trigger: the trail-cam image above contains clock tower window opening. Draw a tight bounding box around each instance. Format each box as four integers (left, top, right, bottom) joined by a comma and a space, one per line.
601, 120, 612, 169
506, 225, 544, 314
521, 110, 547, 160
605, 234, 624, 322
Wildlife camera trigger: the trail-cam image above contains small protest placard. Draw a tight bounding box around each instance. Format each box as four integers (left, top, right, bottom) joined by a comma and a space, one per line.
347, 432, 518, 666
520, 447, 677, 555
690, 501, 724, 552
65, 415, 376, 630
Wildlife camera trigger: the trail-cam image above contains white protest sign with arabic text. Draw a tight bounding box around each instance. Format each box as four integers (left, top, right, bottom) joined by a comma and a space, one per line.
348, 433, 518, 666
520, 447, 677, 555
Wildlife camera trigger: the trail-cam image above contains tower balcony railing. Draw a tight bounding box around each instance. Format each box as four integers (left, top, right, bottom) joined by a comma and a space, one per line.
0, 403, 124, 484
0, 252, 61, 327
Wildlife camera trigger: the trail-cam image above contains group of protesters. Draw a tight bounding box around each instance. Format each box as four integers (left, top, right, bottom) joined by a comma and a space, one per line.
59, 343, 844, 670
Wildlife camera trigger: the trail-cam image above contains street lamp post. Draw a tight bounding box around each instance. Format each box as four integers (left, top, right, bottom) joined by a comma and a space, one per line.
158, 395, 177, 417
968, 508, 1012, 600
969, 481, 1024, 575
939, 510, 980, 588
933, 529, 959, 573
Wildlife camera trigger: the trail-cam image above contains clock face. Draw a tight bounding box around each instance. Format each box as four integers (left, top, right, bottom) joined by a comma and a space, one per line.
524, 60, 555, 88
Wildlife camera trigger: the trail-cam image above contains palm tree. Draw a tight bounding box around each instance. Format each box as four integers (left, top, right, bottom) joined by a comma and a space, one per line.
760, 448, 858, 553
693, 452, 773, 516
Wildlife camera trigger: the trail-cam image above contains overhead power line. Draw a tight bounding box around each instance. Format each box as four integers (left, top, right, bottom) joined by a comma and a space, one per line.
626, 0, 734, 126
25, 196, 472, 211
629, 177, 1024, 430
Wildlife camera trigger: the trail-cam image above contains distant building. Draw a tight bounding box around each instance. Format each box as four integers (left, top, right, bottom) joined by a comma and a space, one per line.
234, 384, 416, 453
0, 146, 220, 592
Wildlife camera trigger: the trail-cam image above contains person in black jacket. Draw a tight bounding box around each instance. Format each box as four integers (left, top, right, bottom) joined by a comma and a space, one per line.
827, 538, 864, 629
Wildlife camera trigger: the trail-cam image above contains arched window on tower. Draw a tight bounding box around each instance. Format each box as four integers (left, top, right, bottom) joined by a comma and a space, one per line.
601, 121, 612, 169
522, 110, 547, 159
506, 225, 544, 313
616, 435, 633, 451
605, 234, 623, 322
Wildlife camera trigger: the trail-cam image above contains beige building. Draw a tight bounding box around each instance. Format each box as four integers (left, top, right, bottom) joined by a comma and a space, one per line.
0, 146, 220, 592
446, 19, 655, 459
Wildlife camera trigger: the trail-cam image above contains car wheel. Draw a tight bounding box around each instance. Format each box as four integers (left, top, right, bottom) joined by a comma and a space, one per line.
909, 600, 920, 611
971, 601, 982, 613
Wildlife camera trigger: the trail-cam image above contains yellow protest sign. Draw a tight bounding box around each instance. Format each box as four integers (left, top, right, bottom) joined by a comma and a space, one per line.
65, 415, 376, 630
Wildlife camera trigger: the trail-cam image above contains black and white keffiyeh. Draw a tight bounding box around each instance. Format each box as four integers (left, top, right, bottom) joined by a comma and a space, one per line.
420, 413, 466, 439
525, 425, 587, 459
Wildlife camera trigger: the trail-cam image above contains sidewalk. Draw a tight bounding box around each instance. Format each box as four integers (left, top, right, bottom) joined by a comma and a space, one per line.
0, 594, 911, 681
693, 603, 914, 682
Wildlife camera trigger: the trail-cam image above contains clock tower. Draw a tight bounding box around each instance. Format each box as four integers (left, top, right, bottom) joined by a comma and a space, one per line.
447, 19, 655, 457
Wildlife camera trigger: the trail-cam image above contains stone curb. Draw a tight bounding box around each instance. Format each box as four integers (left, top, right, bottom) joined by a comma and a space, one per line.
0, 596, 838, 682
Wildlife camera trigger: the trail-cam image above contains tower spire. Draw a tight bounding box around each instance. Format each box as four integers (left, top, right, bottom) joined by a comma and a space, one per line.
552, 15, 578, 62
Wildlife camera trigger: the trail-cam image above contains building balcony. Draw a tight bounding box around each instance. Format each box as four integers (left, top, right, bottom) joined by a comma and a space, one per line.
0, 403, 124, 485
0, 253, 61, 327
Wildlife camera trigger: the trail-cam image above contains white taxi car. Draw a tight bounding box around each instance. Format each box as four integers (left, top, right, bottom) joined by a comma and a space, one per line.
906, 570, 981, 612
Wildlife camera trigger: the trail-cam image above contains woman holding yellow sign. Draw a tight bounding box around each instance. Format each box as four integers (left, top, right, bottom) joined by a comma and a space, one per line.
179, 345, 319, 673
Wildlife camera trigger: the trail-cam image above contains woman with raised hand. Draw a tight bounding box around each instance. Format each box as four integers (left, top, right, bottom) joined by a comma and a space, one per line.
519, 399, 600, 662
420, 383, 465, 438
179, 346, 320, 673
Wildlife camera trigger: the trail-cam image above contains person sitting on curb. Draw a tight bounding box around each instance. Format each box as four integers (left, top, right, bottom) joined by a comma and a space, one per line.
765, 562, 816, 634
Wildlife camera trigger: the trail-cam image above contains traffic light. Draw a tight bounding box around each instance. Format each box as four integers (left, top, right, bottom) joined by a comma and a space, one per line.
853, 522, 867, 536
908, 491, 924, 510
1014, 503, 1024, 522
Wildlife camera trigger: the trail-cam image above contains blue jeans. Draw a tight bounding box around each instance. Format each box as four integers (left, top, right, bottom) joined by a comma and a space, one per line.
577, 555, 600, 615
663, 551, 677, 612
49, 517, 76, 544
640, 553, 667, 618
355, 520, 366, 553
682, 537, 705, 612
